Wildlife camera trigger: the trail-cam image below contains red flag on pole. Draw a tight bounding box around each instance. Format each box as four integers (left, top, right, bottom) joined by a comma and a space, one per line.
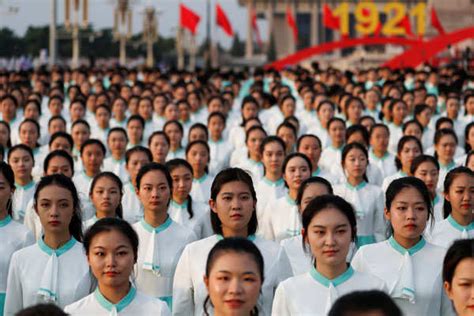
179, 3, 201, 35
216, 3, 234, 37
286, 5, 298, 43
322, 4, 339, 30
398, 15, 413, 36
430, 6, 445, 35
250, 6, 262, 48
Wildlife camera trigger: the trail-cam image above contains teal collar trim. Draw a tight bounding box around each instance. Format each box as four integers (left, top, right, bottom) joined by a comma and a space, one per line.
370, 149, 389, 161
82, 170, 94, 181
433, 194, 440, 206
209, 138, 223, 144
330, 145, 343, 151
217, 234, 256, 241
439, 161, 456, 170
399, 171, 408, 177
112, 157, 125, 163
310, 266, 354, 288
285, 194, 296, 206
345, 181, 367, 191
38, 237, 77, 257
0, 215, 12, 227
312, 167, 321, 176
447, 215, 474, 232
194, 173, 208, 183
388, 236, 426, 256
262, 177, 284, 186
140, 216, 172, 233
94, 285, 136, 313
15, 180, 35, 190
171, 199, 188, 209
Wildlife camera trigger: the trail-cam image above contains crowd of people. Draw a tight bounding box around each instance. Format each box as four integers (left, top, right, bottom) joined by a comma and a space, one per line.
0, 63, 473, 316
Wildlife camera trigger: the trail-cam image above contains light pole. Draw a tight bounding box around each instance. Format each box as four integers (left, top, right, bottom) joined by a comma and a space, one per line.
114, 0, 132, 66
65, 0, 89, 68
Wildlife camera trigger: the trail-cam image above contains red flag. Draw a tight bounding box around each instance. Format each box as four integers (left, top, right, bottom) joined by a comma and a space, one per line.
286, 5, 298, 43
179, 3, 201, 35
430, 6, 445, 35
398, 15, 413, 36
216, 3, 233, 37
323, 4, 339, 30
250, 6, 262, 48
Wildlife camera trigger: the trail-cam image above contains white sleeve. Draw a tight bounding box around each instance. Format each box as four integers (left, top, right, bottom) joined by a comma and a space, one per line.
275, 247, 294, 284
271, 283, 291, 316
350, 248, 366, 273
23, 202, 40, 240
172, 246, 195, 316
160, 300, 172, 316
374, 190, 387, 242
256, 202, 275, 241
23, 231, 35, 248
4, 253, 23, 316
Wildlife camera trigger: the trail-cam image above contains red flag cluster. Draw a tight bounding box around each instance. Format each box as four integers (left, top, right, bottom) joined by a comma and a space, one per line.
179, 2, 235, 37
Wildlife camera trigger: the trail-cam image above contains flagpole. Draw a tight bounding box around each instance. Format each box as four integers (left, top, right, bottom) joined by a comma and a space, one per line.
245, 0, 254, 59
206, 0, 212, 69
177, 0, 184, 70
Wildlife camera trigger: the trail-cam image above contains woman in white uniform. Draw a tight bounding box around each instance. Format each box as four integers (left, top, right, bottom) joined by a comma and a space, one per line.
411, 155, 444, 222
319, 118, 346, 171
186, 140, 213, 204
203, 238, 264, 316
234, 126, 266, 183
352, 177, 452, 316
164, 120, 185, 161
172, 168, 293, 316
259, 153, 312, 242
207, 112, 233, 176
102, 128, 128, 179
429, 167, 474, 248
273, 195, 386, 315
8, 144, 36, 223
0, 163, 34, 315
148, 131, 170, 165
280, 176, 334, 276
297, 134, 336, 184
434, 129, 460, 191
334, 143, 385, 247
83, 172, 123, 229
132, 163, 196, 307
5, 174, 91, 315
369, 123, 397, 179
166, 158, 213, 239
64, 218, 170, 316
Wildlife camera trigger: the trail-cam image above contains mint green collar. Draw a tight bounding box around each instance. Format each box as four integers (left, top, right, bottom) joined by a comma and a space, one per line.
330, 145, 343, 151
171, 199, 188, 209
38, 237, 77, 257
209, 138, 223, 144
15, 180, 35, 190
433, 194, 440, 206
370, 149, 389, 161
388, 236, 426, 256
345, 181, 367, 191
82, 170, 94, 181
94, 285, 136, 313
140, 216, 172, 233
217, 234, 256, 241
285, 194, 296, 206
262, 177, 284, 186
112, 157, 125, 163
312, 167, 321, 177
439, 160, 456, 170
0, 215, 12, 228
194, 173, 208, 183
447, 215, 474, 232
310, 266, 354, 288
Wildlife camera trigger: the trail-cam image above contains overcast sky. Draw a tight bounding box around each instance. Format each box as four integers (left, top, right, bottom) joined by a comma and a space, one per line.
0, 0, 267, 48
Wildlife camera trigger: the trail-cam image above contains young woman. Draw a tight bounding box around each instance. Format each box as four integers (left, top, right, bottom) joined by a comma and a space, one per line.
164, 120, 185, 161
122, 146, 152, 223
382, 136, 422, 193
434, 129, 460, 191
411, 155, 443, 222
186, 140, 213, 204
5, 174, 91, 314
352, 177, 451, 315
0, 121, 12, 159
466, 151, 474, 172
126, 115, 145, 149
328, 290, 402, 316
172, 168, 292, 316
307, 100, 335, 148
442, 239, 474, 316
103, 128, 128, 179
166, 159, 213, 239
345, 97, 364, 127
91, 105, 111, 145
319, 118, 346, 171
234, 126, 266, 183
84, 172, 123, 229
280, 176, 334, 276
296, 135, 329, 179
388, 99, 409, 154
334, 143, 385, 247
0, 163, 34, 315
254, 136, 287, 223
8, 144, 36, 222
188, 123, 208, 143
203, 238, 264, 316
369, 124, 397, 178
456, 122, 474, 166
207, 112, 233, 176
259, 153, 312, 242
71, 119, 91, 167
273, 195, 385, 315
276, 121, 298, 155
110, 97, 128, 129
228, 96, 260, 149
64, 218, 171, 315
18, 119, 41, 160
132, 163, 196, 306
148, 131, 170, 164
429, 167, 474, 248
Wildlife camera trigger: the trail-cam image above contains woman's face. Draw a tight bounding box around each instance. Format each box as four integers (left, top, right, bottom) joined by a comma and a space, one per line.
281, 98, 296, 118
127, 120, 144, 144
242, 102, 258, 121
445, 174, 474, 219
91, 177, 122, 214
82, 144, 104, 174
164, 124, 183, 147
444, 258, 474, 316
112, 99, 127, 117
9, 149, 33, 180
298, 137, 321, 167
385, 187, 428, 241
19, 122, 39, 148
138, 99, 153, 120
149, 135, 169, 163
205, 252, 262, 316
24, 103, 40, 120
125, 152, 150, 183
0, 124, 10, 147
137, 170, 170, 213
70, 102, 85, 121
468, 155, 474, 172
246, 130, 265, 160
299, 183, 331, 214
328, 121, 346, 145
318, 104, 334, 125
347, 100, 363, 123
95, 107, 111, 128
277, 127, 296, 153
283, 157, 311, 192
50, 137, 72, 153
46, 156, 73, 178
370, 127, 389, 153
107, 132, 127, 156
262, 142, 285, 176
436, 135, 457, 162
208, 117, 225, 140
446, 98, 460, 119
0, 173, 13, 214
404, 123, 422, 140
210, 181, 255, 235
170, 166, 193, 201
392, 102, 408, 124
343, 148, 368, 180
399, 141, 421, 172
36, 185, 75, 236
72, 124, 90, 148
186, 144, 209, 174
414, 161, 439, 195
164, 104, 180, 121
87, 230, 135, 291
304, 207, 352, 268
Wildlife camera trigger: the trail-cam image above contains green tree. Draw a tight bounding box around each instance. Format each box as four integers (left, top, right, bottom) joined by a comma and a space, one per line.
23, 26, 49, 56
0, 27, 24, 57
230, 33, 245, 57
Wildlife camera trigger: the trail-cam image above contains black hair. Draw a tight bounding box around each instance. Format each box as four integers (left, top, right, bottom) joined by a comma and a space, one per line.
135, 162, 173, 207
148, 131, 170, 147
0, 162, 15, 217
185, 140, 211, 175
276, 121, 297, 139
281, 153, 313, 188
402, 119, 423, 135
369, 123, 390, 139
203, 237, 264, 316
84, 218, 139, 262
435, 117, 454, 131
19, 118, 41, 141
316, 99, 335, 113
15, 303, 68, 316
49, 131, 74, 149
346, 124, 369, 146
165, 159, 195, 219
89, 172, 124, 219
394, 136, 422, 171
434, 128, 458, 160
327, 117, 346, 130
0, 121, 12, 148
188, 123, 209, 141
34, 174, 83, 242
71, 119, 90, 131
296, 134, 322, 151
296, 176, 333, 206
466, 150, 474, 167
48, 115, 67, 129
43, 150, 75, 176
125, 146, 153, 165
414, 103, 431, 119
443, 239, 474, 285
25, 99, 42, 116
210, 168, 258, 236
8, 144, 35, 165
127, 114, 145, 128
1, 94, 19, 108
259, 135, 286, 155
443, 166, 474, 218
328, 290, 402, 316
164, 119, 184, 135
410, 154, 440, 175
107, 127, 128, 142
207, 111, 227, 126
341, 142, 369, 182
245, 126, 267, 145
464, 122, 474, 153
80, 139, 106, 157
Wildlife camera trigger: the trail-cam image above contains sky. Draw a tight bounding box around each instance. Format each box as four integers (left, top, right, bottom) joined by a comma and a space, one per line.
0, 0, 269, 49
